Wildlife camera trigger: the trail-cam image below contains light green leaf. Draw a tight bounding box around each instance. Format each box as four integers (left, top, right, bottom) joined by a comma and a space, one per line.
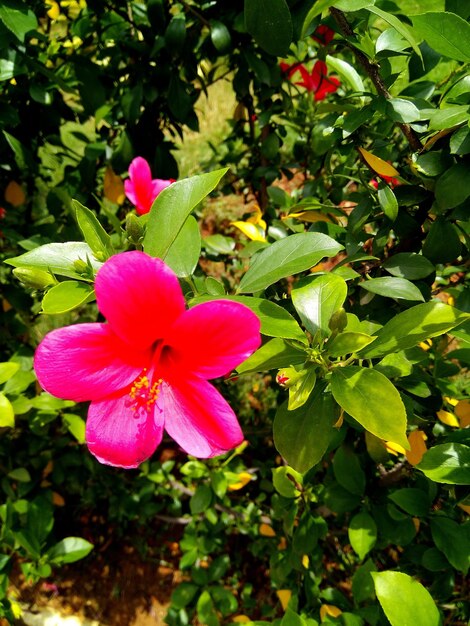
360, 302, 469, 358
144, 168, 228, 258
47, 537, 94, 564
3, 130, 34, 170
164, 215, 201, 277
383, 253, 435, 279
378, 184, 399, 221
8, 467, 30, 482
73, 200, 114, 261
62, 414, 86, 444
291, 273, 347, 338
272, 466, 302, 498
237, 337, 306, 375
426, 105, 470, 131
287, 367, 317, 411
0, 392, 15, 428
367, 6, 422, 59
359, 277, 425, 301
238, 233, 343, 294
417, 443, 470, 485
0, 362, 20, 385
349, 512, 377, 560
190, 296, 307, 343
5, 242, 103, 280
386, 98, 421, 123
330, 366, 408, 448
412, 11, 470, 62
41, 281, 95, 314
372, 571, 441, 626
245, 0, 293, 56
0, 0, 38, 42
273, 385, 340, 473
326, 332, 376, 357
326, 55, 365, 94
374, 352, 413, 378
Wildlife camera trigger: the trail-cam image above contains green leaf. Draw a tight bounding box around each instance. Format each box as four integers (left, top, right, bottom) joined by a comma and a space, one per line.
417, 443, 470, 485
430, 517, 470, 574
302, 0, 375, 38
383, 253, 435, 280
237, 233, 343, 294
0, 392, 15, 428
5, 242, 103, 280
143, 169, 228, 258
272, 466, 302, 498
330, 366, 408, 448
374, 352, 413, 378
0, 362, 20, 385
41, 281, 95, 315
0, 0, 38, 42
450, 126, 470, 155
422, 216, 462, 263
47, 537, 94, 564
333, 446, 366, 495
372, 571, 441, 626
62, 414, 86, 444
352, 559, 377, 604
190, 485, 213, 515
435, 162, 470, 209
244, 0, 293, 56
191, 295, 307, 343
426, 105, 470, 131
3, 130, 34, 170
359, 277, 424, 301
237, 337, 306, 375
281, 608, 308, 626
412, 11, 470, 62
349, 512, 377, 560
388, 488, 431, 516
367, 6, 422, 59
164, 215, 201, 277
287, 367, 317, 411
386, 98, 421, 124
378, 184, 399, 221
325, 55, 365, 94
8, 467, 30, 482
273, 385, 340, 473
291, 273, 348, 338
210, 20, 231, 53
360, 302, 469, 358
326, 332, 376, 357
73, 200, 114, 261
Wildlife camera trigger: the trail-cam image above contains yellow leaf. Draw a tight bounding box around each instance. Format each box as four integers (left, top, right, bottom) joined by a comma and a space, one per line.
228, 471, 252, 491
276, 590, 291, 611
277, 537, 287, 550
283, 210, 331, 223
302, 554, 309, 568
456, 400, 470, 428
320, 605, 342, 621
444, 396, 459, 407
412, 517, 420, 532
232, 616, 252, 623
437, 409, 459, 428
4, 181, 26, 206
384, 441, 406, 456
259, 523, 276, 537
406, 430, 427, 466
358, 147, 399, 177
46, 0, 60, 19
52, 492, 65, 506
104, 166, 125, 205
333, 410, 344, 429
458, 504, 470, 515
231, 220, 266, 242
418, 339, 432, 351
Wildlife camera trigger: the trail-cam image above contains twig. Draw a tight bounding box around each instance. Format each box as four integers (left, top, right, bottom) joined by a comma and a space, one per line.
330, 7, 423, 152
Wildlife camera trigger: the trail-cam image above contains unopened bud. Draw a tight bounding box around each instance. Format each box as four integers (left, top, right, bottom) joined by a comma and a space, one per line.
73, 259, 89, 273
328, 307, 347, 333
13, 267, 56, 290
276, 366, 303, 388
126, 213, 145, 244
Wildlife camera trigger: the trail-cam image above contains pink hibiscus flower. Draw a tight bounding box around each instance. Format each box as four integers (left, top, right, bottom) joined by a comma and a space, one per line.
34, 252, 261, 468
124, 157, 174, 215
295, 61, 340, 101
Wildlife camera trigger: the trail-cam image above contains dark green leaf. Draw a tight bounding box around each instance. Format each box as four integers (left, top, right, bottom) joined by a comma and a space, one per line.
237, 337, 306, 375
0, 0, 37, 42
73, 200, 114, 261
388, 488, 431, 516
383, 253, 435, 280
412, 12, 470, 63
435, 162, 470, 209
430, 517, 470, 574
244, 0, 293, 56
378, 184, 399, 221
359, 277, 424, 301
333, 446, 366, 495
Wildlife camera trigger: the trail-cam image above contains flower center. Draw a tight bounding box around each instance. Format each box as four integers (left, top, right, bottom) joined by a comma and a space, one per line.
127, 369, 162, 415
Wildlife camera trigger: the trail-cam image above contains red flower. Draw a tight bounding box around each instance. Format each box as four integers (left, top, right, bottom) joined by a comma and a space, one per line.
0, 207, 6, 219
279, 61, 301, 79
312, 24, 335, 45
295, 61, 340, 101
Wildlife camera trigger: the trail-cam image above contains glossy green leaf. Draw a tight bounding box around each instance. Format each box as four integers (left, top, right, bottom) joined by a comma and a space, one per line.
367, 6, 422, 58
291, 273, 347, 338
412, 12, 470, 62
388, 488, 431, 516
348, 512, 377, 560
191, 296, 307, 343
422, 216, 462, 263
378, 184, 398, 221
238, 233, 343, 294
244, 0, 293, 56
430, 517, 470, 574
450, 125, 470, 155
386, 98, 421, 124
287, 367, 317, 411
0, 392, 15, 428
360, 277, 424, 301
374, 352, 413, 378
5, 242, 103, 280
326, 55, 365, 94
144, 168, 228, 258
333, 446, 366, 495
210, 20, 231, 53
383, 253, 435, 279
0, 0, 38, 42
360, 302, 469, 358
417, 443, 470, 485
62, 414, 86, 444
0, 362, 20, 385
237, 337, 306, 375
330, 366, 408, 448
273, 386, 340, 473
326, 332, 376, 357
372, 571, 440, 626
47, 537, 94, 564
41, 281, 95, 314
435, 162, 470, 209
73, 200, 114, 261
426, 105, 470, 131
164, 216, 201, 277
272, 466, 302, 498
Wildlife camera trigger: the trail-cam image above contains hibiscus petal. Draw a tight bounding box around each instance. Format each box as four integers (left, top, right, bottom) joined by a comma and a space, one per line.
86, 392, 164, 468
125, 157, 154, 214
151, 178, 172, 199
164, 300, 261, 379
162, 377, 244, 458
34, 323, 149, 402
95, 251, 186, 351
